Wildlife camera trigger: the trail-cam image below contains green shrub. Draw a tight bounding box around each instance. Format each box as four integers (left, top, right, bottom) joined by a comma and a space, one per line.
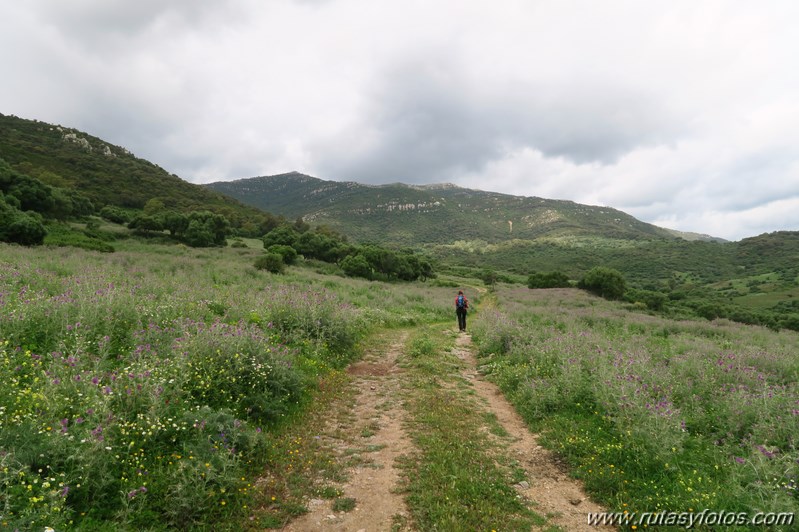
2, 210, 47, 245
43, 223, 114, 252
176, 322, 305, 424
183, 211, 230, 247
99, 205, 133, 224
340, 253, 372, 279
480, 269, 499, 286
625, 288, 667, 310
267, 244, 298, 265
262, 286, 367, 363
262, 224, 299, 248
255, 252, 285, 273
577, 266, 626, 300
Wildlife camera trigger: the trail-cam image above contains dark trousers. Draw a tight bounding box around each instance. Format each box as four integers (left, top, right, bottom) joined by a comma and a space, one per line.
456, 308, 467, 331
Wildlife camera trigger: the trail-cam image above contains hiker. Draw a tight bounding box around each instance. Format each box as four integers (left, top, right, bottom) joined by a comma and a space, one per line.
455, 290, 469, 331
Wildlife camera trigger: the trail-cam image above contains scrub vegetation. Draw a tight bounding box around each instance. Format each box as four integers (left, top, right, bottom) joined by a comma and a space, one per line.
471, 286, 799, 522
0, 241, 451, 530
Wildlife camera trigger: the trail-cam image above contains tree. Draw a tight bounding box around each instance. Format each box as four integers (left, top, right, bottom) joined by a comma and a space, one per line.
258, 213, 283, 235
267, 244, 298, 265
184, 211, 230, 247
262, 224, 299, 248
0, 199, 47, 245
50, 188, 74, 220
162, 211, 189, 237
67, 190, 95, 217
340, 254, 372, 279
293, 216, 310, 234
6, 174, 55, 214
143, 198, 166, 215
578, 267, 626, 300
296, 231, 341, 261
100, 206, 132, 224
480, 269, 499, 287
184, 219, 214, 247
625, 288, 666, 311
128, 214, 164, 234
5, 213, 47, 245
254, 253, 285, 274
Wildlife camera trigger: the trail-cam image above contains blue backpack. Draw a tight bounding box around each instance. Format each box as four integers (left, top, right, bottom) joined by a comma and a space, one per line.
457, 294, 466, 309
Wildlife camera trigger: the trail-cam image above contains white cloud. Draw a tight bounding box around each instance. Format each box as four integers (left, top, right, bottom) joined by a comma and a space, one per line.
2, 0, 798, 240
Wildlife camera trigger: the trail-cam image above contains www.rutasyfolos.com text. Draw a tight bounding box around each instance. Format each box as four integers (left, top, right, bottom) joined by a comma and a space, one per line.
587, 509, 795, 528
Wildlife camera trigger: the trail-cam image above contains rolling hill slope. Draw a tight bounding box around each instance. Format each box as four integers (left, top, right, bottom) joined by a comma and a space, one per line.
0, 113, 270, 226
206, 172, 681, 245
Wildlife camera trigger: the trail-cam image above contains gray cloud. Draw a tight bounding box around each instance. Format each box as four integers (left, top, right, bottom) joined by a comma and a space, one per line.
28, 0, 227, 47
318, 54, 684, 184
2, 1, 798, 240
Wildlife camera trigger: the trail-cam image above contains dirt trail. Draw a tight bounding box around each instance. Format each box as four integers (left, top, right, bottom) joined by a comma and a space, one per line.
282, 332, 413, 532
453, 332, 612, 531
283, 328, 609, 531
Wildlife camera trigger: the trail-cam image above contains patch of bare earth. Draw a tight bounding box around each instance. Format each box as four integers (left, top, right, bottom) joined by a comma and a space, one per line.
283, 332, 413, 532
453, 332, 614, 531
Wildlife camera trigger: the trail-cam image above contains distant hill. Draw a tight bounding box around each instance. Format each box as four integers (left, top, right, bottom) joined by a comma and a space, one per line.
206, 173, 799, 314
3, 112, 798, 326
0, 113, 270, 226
206, 172, 688, 245
661, 227, 727, 243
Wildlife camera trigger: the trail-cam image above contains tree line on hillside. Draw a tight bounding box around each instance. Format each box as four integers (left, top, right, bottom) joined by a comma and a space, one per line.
0, 156, 286, 250
0, 156, 435, 282
0, 158, 95, 245
257, 221, 435, 282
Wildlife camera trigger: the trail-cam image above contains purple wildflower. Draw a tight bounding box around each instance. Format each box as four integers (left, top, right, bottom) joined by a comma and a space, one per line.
757, 445, 778, 459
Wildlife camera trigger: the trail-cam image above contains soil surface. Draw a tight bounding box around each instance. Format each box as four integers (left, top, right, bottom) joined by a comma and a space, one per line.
453, 332, 612, 531
283, 330, 610, 531
283, 332, 413, 531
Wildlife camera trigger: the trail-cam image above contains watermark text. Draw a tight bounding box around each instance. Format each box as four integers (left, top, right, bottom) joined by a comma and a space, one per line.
587, 509, 795, 528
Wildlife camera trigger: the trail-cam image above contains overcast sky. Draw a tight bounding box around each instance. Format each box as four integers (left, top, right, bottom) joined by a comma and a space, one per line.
2, 1, 798, 241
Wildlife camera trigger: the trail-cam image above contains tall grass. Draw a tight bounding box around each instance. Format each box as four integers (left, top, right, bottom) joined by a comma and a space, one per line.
0, 242, 453, 530
471, 286, 799, 519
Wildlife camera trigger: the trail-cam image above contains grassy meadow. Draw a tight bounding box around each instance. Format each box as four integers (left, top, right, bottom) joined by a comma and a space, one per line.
3, 236, 798, 530
472, 286, 799, 522
0, 241, 454, 530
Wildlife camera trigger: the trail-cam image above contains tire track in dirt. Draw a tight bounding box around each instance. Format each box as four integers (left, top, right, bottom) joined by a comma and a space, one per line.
283, 331, 413, 532
453, 332, 614, 531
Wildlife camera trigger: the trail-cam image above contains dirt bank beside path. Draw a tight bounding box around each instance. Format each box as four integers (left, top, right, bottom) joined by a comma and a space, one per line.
453, 332, 613, 531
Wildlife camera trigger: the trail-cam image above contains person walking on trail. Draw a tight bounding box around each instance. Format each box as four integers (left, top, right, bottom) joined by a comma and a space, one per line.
455, 290, 469, 332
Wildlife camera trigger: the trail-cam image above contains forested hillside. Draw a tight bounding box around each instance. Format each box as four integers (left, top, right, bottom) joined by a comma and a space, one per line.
0, 113, 275, 229
205, 172, 681, 244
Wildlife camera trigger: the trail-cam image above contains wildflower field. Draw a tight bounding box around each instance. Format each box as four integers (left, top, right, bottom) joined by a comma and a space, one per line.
0, 242, 452, 530
473, 287, 799, 520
